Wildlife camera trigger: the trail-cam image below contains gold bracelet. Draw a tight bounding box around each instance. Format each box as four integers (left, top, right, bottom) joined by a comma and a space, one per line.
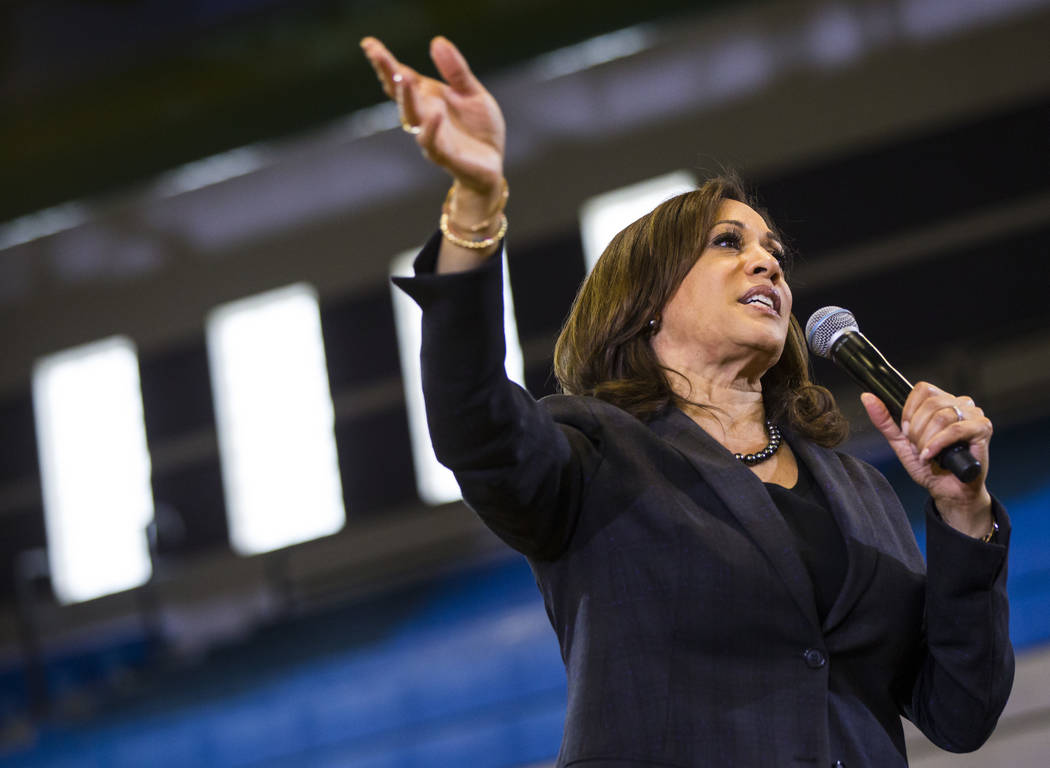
439, 211, 507, 249
444, 178, 509, 234
981, 519, 999, 543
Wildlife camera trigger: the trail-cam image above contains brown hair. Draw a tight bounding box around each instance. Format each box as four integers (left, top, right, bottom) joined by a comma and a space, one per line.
553, 174, 848, 447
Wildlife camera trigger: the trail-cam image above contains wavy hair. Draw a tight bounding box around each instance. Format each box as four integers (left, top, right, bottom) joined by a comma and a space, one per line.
553, 174, 848, 447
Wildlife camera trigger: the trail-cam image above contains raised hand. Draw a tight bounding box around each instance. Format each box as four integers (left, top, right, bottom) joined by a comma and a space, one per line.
360, 36, 505, 196
861, 384, 994, 538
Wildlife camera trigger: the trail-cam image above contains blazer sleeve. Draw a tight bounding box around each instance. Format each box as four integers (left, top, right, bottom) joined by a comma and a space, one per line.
391, 232, 603, 560
899, 497, 1015, 753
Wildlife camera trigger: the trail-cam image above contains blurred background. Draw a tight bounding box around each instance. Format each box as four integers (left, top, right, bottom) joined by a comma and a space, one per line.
1, 0, 1049, 765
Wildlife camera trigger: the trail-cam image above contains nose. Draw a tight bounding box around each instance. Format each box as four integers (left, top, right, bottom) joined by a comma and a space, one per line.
745, 244, 783, 283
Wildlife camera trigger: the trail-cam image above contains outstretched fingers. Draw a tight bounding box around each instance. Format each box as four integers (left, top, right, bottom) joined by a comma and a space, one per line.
395, 68, 426, 132
361, 35, 504, 190
361, 38, 447, 136
430, 36, 483, 95
360, 37, 402, 99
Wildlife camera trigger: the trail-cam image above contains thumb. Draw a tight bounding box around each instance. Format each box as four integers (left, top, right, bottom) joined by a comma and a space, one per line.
860, 392, 901, 441
430, 36, 482, 94
861, 392, 929, 483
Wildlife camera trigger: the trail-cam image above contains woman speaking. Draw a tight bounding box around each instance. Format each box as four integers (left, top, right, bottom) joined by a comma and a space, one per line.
361, 35, 1013, 768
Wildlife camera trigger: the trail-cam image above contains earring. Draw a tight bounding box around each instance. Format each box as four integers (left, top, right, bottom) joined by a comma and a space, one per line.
647, 317, 660, 333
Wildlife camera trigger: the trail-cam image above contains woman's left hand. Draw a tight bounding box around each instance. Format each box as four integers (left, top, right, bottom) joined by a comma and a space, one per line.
862, 383, 993, 537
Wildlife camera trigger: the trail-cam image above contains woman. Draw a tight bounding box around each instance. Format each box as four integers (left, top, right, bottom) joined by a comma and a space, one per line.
361, 36, 1012, 767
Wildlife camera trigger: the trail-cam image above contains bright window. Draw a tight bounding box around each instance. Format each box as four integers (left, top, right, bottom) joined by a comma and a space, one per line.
579, 170, 697, 272
390, 248, 526, 505
207, 284, 345, 555
33, 337, 154, 604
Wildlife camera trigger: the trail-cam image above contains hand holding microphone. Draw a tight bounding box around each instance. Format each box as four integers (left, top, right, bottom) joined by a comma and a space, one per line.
805, 307, 984, 484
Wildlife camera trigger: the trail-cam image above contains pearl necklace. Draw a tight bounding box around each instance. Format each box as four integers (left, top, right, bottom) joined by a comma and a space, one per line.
734, 420, 783, 466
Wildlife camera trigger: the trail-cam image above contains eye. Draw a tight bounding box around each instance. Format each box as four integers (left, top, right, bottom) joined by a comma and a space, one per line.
771, 243, 793, 266
711, 230, 742, 249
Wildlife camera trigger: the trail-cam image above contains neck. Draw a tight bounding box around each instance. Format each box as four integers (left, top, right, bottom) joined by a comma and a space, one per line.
651, 330, 782, 445
658, 352, 774, 445
673, 369, 768, 440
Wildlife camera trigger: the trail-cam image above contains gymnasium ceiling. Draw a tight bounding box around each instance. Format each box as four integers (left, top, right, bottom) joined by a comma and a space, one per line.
2, 0, 721, 224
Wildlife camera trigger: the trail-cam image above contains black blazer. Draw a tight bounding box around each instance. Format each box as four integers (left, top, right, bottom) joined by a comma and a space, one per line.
394, 234, 1013, 767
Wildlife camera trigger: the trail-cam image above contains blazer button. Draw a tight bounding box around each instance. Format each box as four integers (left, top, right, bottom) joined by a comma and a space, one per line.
803, 648, 826, 669
832, 761, 846, 768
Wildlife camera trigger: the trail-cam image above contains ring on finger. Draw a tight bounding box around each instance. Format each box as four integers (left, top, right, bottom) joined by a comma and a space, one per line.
951, 405, 964, 422
392, 73, 423, 134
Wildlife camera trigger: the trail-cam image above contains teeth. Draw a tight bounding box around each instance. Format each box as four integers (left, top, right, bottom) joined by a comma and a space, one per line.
746, 295, 774, 309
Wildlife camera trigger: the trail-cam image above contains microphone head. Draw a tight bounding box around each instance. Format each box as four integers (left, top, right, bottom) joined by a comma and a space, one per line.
805, 306, 859, 358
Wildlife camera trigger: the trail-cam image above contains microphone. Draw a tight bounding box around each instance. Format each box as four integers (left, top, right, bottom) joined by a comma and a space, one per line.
805, 306, 981, 483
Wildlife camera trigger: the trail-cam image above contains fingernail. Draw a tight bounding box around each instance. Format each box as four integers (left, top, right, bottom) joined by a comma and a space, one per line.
900, 420, 909, 436
919, 448, 930, 461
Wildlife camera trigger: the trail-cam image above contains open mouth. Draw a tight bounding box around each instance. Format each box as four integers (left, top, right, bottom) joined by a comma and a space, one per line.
739, 287, 781, 315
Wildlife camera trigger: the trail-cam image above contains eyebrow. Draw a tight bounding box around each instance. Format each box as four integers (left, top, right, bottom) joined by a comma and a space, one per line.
713, 219, 782, 246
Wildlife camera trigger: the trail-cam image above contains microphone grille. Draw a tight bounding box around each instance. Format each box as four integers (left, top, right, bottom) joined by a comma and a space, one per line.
805, 306, 859, 358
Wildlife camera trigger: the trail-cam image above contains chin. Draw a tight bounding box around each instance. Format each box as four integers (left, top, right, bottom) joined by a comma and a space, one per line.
747, 337, 786, 369
752, 328, 787, 353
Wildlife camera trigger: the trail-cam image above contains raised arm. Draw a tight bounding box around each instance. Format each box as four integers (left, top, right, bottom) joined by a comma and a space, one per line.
360, 36, 506, 273
360, 37, 601, 560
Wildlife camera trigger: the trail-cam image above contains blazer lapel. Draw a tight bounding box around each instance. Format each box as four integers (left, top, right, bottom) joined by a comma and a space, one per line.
787, 435, 880, 634
650, 408, 822, 631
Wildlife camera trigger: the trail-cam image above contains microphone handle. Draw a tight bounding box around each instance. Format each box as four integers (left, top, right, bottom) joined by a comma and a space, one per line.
832, 332, 982, 483
832, 332, 911, 420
